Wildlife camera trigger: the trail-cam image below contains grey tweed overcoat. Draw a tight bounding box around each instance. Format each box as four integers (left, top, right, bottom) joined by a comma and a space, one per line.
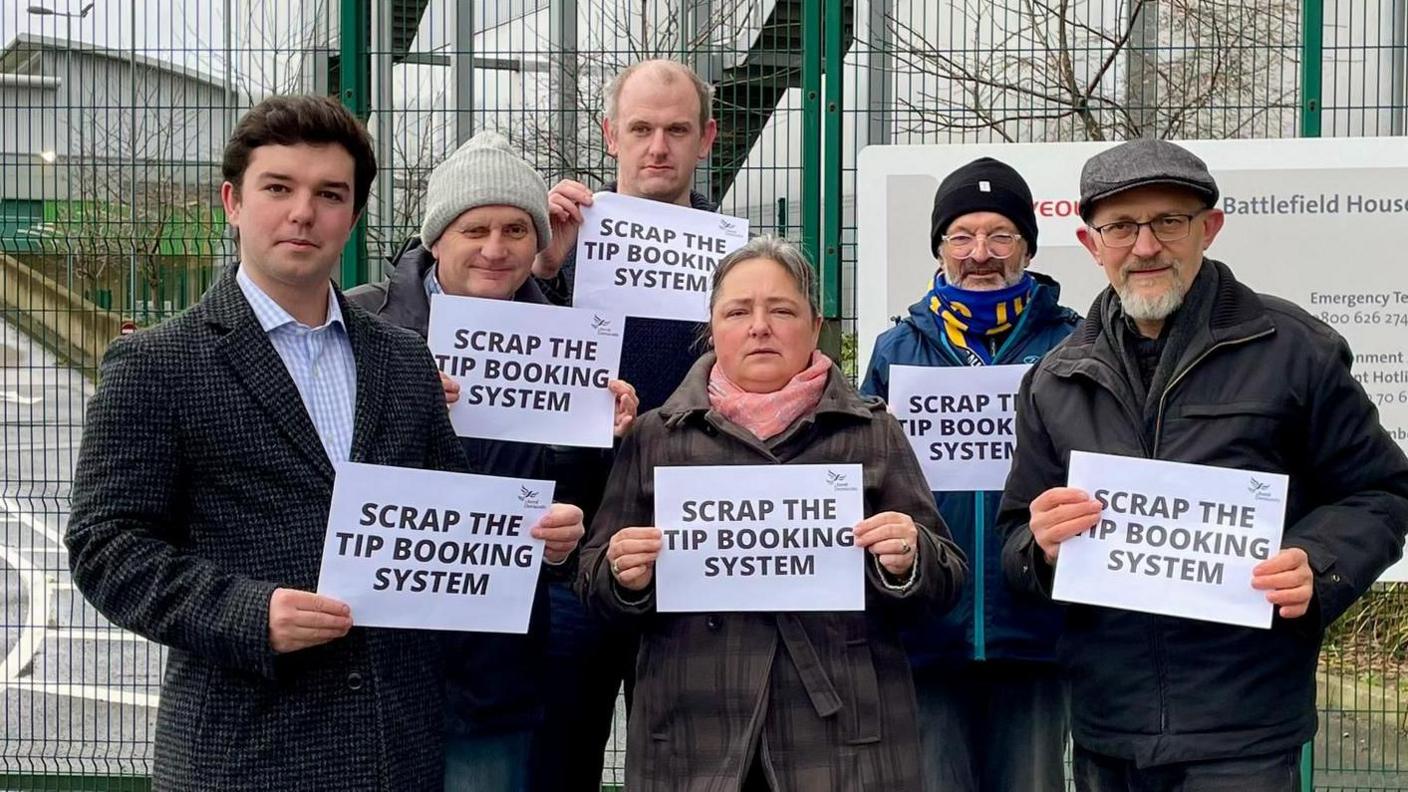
579, 353, 967, 792
66, 268, 470, 791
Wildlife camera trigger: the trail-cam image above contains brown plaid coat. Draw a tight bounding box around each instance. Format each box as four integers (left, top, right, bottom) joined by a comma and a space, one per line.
579, 354, 967, 792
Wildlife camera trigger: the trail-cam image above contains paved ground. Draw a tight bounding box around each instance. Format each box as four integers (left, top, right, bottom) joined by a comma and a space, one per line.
1, 318, 163, 776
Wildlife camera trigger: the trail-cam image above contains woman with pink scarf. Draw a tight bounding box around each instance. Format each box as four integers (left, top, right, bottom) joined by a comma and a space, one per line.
577, 235, 967, 792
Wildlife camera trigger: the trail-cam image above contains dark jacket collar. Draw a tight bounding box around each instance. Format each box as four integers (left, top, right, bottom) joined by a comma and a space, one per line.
659, 351, 876, 428
903, 270, 1077, 354
375, 239, 550, 337
1047, 258, 1274, 380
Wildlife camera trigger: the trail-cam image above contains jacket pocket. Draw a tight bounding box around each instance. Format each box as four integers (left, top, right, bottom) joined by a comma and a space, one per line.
1167, 401, 1290, 420
634, 635, 672, 742
1163, 401, 1296, 468
836, 621, 881, 744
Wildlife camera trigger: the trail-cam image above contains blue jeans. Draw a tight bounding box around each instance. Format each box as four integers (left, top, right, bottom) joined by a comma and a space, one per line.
444, 729, 534, 792
914, 661, 1070, 792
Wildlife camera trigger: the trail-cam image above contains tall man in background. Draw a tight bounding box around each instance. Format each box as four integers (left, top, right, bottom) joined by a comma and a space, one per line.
529, 58, 718, 790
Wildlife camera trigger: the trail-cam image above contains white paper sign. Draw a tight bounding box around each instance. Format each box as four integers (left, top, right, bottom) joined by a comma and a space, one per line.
427, 294, 623, 448
889, 364, 1029, 491
652, 464, 866, 612
572, 192, 750, 322
1051, 451, 1288, 629
316, 462, 555, 633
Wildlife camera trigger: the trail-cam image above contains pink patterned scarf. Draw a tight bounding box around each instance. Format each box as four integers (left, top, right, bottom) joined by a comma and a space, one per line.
708, 351, 834, 440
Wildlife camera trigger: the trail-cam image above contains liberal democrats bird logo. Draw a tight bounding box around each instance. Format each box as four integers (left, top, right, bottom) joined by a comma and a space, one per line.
826, 470, 845, 486
1248, 477, 1271, 496
519, 486, 539, 502
591, 315, 610, 330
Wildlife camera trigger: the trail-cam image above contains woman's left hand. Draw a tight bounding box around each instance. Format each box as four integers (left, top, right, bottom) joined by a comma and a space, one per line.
609, 379, 640, 438
854, 511, 919, 577
532, 503, 585, 564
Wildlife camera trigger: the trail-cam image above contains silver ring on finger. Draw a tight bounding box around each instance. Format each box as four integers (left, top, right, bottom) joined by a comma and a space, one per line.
900, 540, 912, 555
611, 559, 621, 576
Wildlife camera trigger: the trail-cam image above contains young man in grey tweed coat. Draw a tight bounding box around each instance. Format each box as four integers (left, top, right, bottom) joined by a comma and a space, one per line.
65, 95, 584, 791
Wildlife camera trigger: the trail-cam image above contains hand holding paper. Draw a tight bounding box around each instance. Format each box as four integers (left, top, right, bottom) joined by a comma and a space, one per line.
1251, 547, 1314, 619
1029, 486, 1104, 564
439, 371, 461, 405
534, 503, 585, 564
609, 379, 640, 438
268, 588, 352, 654
854, 511, 920, 576
607, 526, 664, 591
533, 178, 594, 278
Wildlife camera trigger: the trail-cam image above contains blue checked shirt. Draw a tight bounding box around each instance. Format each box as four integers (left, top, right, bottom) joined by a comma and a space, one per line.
237, 267, 358, 463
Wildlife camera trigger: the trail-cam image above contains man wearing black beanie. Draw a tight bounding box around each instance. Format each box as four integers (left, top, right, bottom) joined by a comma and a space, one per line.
862, 156, 1080, 792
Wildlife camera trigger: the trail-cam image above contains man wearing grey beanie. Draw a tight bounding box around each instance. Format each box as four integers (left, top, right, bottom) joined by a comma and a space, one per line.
347, 129, 638, 792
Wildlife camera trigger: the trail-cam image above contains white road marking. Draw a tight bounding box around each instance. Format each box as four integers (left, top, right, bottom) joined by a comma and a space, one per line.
1, 390, 42, 405
49, 627, 149, 644
0, 497, 65, 546
0, 679, 160, 708
0, 542, 52, 683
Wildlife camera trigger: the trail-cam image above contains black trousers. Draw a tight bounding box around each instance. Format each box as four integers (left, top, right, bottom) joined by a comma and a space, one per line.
1074, 745, 1301, 792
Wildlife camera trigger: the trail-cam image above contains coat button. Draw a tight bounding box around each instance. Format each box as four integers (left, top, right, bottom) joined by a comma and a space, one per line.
706, 615, 722, 631
702, 424, 717, 437
1331, 573, 1342, 584
346, 671, 364, 690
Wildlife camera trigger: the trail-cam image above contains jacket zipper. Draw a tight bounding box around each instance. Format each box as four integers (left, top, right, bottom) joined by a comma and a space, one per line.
1146, 327, 1274, 734
1152, 329, 1274, 456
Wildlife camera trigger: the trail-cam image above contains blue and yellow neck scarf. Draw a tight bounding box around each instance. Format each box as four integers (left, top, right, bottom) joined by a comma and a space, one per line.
927, 272, 1035, 365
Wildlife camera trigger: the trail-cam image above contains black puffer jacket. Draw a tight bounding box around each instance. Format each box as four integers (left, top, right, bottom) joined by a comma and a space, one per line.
996, 259, 1408, 767
348, 241, 609, 737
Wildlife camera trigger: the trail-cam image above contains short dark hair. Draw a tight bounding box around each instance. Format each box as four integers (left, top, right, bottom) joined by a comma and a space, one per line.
222, 95, 378, 213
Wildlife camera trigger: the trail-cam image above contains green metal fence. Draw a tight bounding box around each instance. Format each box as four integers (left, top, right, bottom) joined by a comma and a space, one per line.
1, 1, 1405, 789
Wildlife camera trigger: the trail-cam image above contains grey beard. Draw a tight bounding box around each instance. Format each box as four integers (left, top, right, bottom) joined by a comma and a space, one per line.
1119, 281, 1185, 321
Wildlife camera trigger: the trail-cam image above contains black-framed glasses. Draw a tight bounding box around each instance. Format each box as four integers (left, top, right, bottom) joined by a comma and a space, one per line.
940, 231, 1022, 259
1089, 210, 1208, 247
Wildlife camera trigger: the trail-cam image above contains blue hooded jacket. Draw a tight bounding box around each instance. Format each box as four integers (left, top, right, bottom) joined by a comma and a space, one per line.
861, 271, 1079, 669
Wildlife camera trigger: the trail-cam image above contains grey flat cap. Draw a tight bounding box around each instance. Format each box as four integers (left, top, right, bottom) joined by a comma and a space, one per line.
1079, 139, 1219, 220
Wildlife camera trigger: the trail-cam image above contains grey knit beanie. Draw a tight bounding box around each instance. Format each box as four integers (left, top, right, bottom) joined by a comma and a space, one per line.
419, 130, 551, 251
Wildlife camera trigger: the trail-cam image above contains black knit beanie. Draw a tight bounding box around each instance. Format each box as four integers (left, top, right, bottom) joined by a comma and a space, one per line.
929, 157, 1039, 257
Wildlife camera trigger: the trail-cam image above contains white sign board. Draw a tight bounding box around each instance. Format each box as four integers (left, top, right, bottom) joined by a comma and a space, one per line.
1051, 451, 1288, 629
317, 462, 554, 633
573, 192, 750, 321
889, 364, 1029, 491
857, 137, 1408, 581
427, 294, 623, 448
653, 464, 865, 612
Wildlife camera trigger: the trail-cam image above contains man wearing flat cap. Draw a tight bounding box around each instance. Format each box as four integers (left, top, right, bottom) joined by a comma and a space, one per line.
995, 138, 1408, 789
348, 130, 636, 791
862, 157, 1078, 792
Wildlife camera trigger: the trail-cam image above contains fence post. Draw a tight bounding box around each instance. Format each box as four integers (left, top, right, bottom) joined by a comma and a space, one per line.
821, 0, 845, 353
1298, 7, 1323, 788
822, 0, 839, 315
1300, 0, 1323, 137
339, 0, 370, 288
800, 0, 823, 272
